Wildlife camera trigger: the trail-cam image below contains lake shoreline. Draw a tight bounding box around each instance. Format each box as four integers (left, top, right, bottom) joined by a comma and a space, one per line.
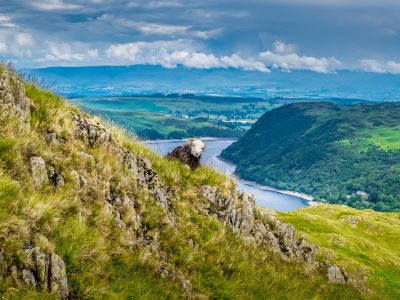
214, 155, 317, 206
146, 138, 317, 207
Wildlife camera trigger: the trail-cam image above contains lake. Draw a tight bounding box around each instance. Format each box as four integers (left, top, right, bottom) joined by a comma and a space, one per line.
147, 139, 309, 212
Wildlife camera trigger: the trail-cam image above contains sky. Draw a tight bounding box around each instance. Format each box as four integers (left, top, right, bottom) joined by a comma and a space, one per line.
1, 0, 400, 73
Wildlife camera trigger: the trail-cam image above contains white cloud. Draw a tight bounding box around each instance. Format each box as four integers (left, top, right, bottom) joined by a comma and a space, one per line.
359, 59, 400, 74
272, 40, 297, 54
0, 42, 7, 54
15, 33, 35, 47
0, 14, 18, 29
38, 42, 99, 65
145, 1, 183, 8
136, 23, 189, 35
259, 41, 341, 73
95, 14, 219, 39
106, 40, 269, 72
30, 0, 82, 11
221, 54, 269, 72
0, 30, 35, 58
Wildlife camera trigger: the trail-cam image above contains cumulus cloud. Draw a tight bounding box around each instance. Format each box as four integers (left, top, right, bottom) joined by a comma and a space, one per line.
359, 59, 400, 74
30, 0, 82, 11
38, 42, 99, 65
0, 42, 7, 54
106, 40, 269, 71
0, 30, 35, 59
221, 54, 269, 72
259, 41, 341, 73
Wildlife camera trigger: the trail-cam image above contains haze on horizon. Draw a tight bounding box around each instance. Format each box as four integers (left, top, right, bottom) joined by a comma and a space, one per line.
1, 0, 400, 74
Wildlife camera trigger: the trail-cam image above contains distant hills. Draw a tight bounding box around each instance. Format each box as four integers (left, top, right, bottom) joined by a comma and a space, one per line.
25, 65, 400, 101
222, 102, 400, 212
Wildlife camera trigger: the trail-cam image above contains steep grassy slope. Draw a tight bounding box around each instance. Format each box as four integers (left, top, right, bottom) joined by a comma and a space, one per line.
222, 102, 400, 212
0, 68, 366, 299
280, 205, 400, 299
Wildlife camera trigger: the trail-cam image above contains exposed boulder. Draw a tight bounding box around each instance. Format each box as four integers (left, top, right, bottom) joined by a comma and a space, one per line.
30, 156, 48, 189
166, 139, 207, 169
0, 68, 30, 132
10, 247, 69, 299
322, 261, 350, 284
121, 150, 171, 210
72, 114, 113, 147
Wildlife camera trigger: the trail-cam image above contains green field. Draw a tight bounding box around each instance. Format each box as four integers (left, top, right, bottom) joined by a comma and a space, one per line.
69, 95, 276, 139
280, 204, 400, 299
69, 95, 365, 140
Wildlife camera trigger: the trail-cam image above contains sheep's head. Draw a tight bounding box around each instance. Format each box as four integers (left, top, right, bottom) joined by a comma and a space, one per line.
187, 138, 207, 157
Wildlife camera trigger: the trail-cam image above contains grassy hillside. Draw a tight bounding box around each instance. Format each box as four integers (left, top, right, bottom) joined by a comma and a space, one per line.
0, 67, 368, 299
221, 102, 400, 212
280, 205, 400, 299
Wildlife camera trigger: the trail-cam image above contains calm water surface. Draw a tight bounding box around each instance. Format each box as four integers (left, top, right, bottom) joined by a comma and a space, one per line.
147, 139, 308, 212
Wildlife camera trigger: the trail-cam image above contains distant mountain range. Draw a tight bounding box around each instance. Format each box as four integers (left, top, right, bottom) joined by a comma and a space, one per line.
25, 65, 400, 101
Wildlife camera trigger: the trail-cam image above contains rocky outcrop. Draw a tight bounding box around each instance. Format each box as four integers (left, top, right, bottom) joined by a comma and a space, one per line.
30, 156, 48, 189
322, 261, 349, 284
0, 68, 30, 132
9, 247, 69, 299
200, 185, 349, 283
73, 113, 171, 211
72, 114, 113, 147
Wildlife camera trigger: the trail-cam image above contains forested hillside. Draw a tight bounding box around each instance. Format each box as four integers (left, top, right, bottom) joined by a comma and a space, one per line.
222, 102, 400, 211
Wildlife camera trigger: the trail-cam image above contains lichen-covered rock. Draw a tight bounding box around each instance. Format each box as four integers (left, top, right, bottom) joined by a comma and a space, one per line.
200, 185, 317, 262
322, 261, 349, 284
73, 114, 113, 147
0, 68, 30, 132
199, 185, 352, 283
30, 156, 48, 189
9, 247, 69, 299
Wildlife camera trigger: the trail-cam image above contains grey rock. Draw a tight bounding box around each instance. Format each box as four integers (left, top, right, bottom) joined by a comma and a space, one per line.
0, 68, 30, 132
49, 253, 69, 299
322, 261, 349, 284
30, 156, 48, 189
22, 269, 36, 287
70, 170, 81, 189
200, 185, 317, 264
182, 279, 192, 300
45, 132, 57, 144
23, 247, 69, 299
73, 114, 113, 147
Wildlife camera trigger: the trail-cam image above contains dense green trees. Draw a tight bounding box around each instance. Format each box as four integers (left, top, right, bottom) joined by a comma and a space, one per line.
222, 102, 400, 212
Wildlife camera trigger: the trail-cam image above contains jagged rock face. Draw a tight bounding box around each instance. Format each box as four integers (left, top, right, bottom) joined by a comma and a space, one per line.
10, 247, 69, 299
200, 185, 351, 283
72, 113, 172, 212
200, 185, 317, 263
72, 114, 113, 147
30, 156, 48, 189
0, 68, 30, 132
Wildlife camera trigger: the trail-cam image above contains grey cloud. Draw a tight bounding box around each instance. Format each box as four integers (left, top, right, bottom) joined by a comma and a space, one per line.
0, 0, 399, 72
